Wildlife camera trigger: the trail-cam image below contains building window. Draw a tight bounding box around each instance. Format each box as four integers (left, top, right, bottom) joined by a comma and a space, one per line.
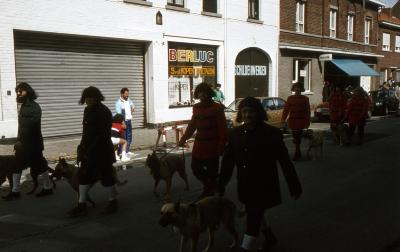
203, 0, 217, 13
293, 59, 311, 92
382, 33, 391, 51
347, 15, 354, 41
248, 0, 259, 20
395, 36, 400, 52
329, 9, 337, 38
365, 18, 371, 44
167, 0, 184, 7
296, 1, 305, 33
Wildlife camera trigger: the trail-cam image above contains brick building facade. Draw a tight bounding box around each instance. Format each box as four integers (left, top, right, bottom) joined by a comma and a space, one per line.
279, 0, 384, 106
377, 7, 400, 84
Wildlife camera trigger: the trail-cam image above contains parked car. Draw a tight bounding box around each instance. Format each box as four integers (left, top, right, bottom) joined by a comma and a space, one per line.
224, 97, 287, 131
369, 90, 399, 116
313, 102, 330, 122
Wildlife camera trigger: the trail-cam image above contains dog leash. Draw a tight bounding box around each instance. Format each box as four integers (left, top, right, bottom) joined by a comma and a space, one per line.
156, 145, 186, 160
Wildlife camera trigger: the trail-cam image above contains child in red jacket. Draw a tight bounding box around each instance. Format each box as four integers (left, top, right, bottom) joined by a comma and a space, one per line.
111, 114, 130, 162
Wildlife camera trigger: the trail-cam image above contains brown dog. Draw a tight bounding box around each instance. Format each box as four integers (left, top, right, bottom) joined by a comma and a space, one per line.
0, 155, 56, 195
159, 196, 239, 252
146, 150, 189, 200
304, 129, 324, 160
53, 157, 127, 207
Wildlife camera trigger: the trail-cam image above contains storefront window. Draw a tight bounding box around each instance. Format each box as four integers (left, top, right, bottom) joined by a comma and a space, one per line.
293, 58, 311, 92
168, 42, 217, 108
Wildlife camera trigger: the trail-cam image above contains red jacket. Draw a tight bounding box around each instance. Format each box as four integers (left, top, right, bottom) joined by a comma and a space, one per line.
328, 91, 347, 123
345, 95, 369, 125
182, 101, 227, 159
281, 95, 310, 130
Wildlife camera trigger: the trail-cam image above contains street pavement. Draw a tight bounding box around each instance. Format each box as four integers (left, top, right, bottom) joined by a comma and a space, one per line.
0, 116, 400, 252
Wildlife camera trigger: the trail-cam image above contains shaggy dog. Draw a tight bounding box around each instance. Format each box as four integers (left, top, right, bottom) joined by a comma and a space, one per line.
304, 129, 324, 160
146, 150, 189, 200
0, 155, 55, 194
159, 196, 239, 252
53, 157, 127, 207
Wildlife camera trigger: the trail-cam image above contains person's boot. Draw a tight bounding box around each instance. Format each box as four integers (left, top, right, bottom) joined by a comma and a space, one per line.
101, 199, 119, 215
2, 191, 21, 201
36, 188, 53, 197
67, 203, 88, 218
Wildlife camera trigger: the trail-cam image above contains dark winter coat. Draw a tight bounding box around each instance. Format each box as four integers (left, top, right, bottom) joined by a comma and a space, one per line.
219, 123, 302, 208
345, 95, 369, 126
281, 95, 310, 130
17, 99, 44, 151
181, 101, 227, 160
328, 91, 347, 123
78, 102, 115, 169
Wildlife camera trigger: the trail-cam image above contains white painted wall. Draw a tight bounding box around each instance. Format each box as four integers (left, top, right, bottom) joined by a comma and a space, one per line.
0, 0, 279, 137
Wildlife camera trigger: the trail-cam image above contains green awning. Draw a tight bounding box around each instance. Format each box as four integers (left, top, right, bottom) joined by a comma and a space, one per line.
330, 59, 380, 76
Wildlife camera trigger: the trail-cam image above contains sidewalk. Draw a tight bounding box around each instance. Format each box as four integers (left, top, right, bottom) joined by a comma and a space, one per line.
0, 116, 386, 162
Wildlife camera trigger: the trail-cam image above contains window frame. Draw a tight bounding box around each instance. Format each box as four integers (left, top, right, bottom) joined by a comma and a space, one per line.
347, 14, 354, 41
248, 0, 259, 20
382, 33, 391, 51
329, 9, 337, 38
296, 1, 305, 33
395, 35, 400, 52
167, 0, 184, 8
365, 18, 371, 44
293, 58, 312, 93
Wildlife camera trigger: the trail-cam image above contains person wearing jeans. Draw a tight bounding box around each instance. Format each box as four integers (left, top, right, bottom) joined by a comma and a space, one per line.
115, 87, 135, 155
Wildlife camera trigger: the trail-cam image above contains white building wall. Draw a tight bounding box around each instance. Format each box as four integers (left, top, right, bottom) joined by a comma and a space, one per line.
0, 0, 279, 138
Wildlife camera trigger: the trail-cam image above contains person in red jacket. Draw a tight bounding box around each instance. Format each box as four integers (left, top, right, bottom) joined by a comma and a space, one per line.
178, 82, 227, 199
328, 85, 347, 143
281, 83, 310, 160
344, 86, 369, 145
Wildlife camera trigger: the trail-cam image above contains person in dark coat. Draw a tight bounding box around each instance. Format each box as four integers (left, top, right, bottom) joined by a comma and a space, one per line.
219, 97, 302, 252
343, 87, 369, 145
3, 82, 54, 201
281, 83, 310, 160
328, 85, 347, 143
67, 86, 118, 217
178, 82, 227, 199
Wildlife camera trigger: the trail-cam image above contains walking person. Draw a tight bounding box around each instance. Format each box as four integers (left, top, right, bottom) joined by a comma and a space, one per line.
68, 86, 118, 217
343, 87, 369, 145
115, 87, 135, 156
212, 83, 225, 105
218, 97, 302, 252
281, 83, 311, 160
328, 85, 347, 143
3, 82, 53, 200
178, 82, 227, 199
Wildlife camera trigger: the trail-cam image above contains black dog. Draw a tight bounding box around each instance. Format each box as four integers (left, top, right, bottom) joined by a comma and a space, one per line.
0, 155, 56, 195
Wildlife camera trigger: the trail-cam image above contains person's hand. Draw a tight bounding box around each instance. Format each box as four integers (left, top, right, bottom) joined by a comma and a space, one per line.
13, 141, 23, 152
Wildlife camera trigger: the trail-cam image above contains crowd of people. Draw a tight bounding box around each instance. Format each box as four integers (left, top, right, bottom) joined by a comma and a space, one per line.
5, 79, 388, 251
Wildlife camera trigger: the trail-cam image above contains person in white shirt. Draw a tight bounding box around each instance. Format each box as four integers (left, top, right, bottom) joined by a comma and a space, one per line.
115, 88, 135, 156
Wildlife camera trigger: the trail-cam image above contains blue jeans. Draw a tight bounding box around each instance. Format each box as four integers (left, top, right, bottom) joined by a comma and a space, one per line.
125, 120, 132, 152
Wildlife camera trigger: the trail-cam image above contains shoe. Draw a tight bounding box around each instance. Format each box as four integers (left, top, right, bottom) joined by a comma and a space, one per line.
120, 156, 130, 162
67, 203, 88, 218
2, 191, 21, 201
127, 152, 135, 157
101, 200, 118, 215
115, 155, 121, 161
36, 188, 53, 197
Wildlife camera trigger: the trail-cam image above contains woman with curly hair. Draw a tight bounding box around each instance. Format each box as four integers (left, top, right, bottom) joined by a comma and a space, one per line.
178, 82, 227, 199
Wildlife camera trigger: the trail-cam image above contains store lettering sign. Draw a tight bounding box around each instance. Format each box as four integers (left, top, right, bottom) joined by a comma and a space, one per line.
170, 66, 215, 76
235, 65, 267, 76
169, 49, 214, 63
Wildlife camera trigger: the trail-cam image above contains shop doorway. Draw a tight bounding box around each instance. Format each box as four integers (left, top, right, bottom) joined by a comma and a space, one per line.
235, 48, 270, 98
